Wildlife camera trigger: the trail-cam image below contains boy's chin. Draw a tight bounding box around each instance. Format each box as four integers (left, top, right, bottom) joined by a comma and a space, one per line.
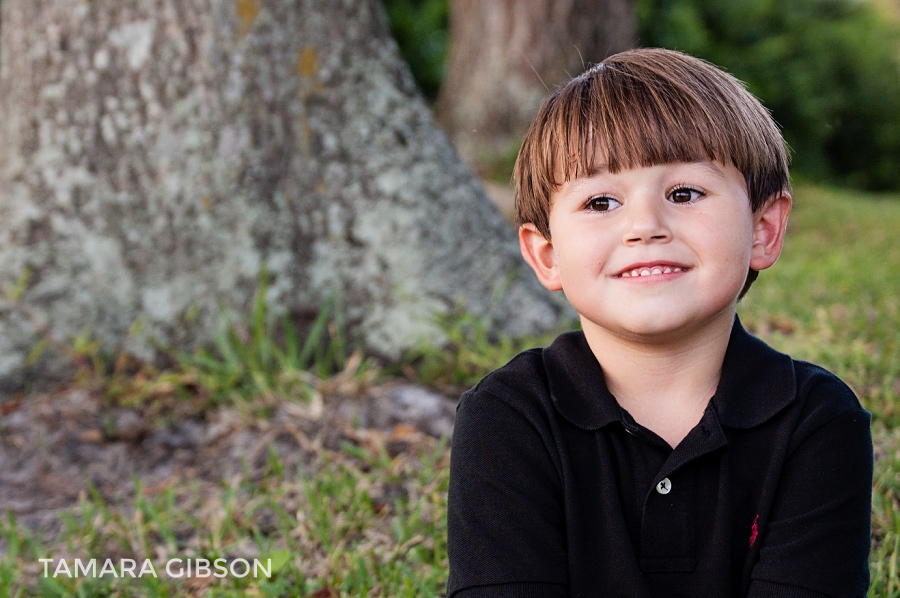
580, 309, 735, 343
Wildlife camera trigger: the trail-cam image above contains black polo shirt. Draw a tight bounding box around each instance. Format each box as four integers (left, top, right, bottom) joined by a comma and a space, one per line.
447, 318, 872, 598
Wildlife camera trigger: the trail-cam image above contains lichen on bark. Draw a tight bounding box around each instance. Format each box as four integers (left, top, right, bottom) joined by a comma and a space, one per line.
0, 0, 566, 391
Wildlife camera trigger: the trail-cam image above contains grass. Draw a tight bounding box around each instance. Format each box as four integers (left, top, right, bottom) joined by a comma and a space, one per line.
0, 432, 450, 597
1, 181, 900, 596
175, 279, 358, 406
398, 304, 569, 388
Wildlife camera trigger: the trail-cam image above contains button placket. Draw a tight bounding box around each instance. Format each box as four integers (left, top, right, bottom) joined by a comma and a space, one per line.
639, 471, 695, 572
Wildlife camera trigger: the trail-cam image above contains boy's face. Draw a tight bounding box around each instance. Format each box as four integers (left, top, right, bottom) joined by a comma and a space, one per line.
519, 160, 791, 343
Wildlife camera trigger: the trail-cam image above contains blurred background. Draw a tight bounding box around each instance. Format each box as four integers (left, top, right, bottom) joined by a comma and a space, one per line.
387, 0, 900, 193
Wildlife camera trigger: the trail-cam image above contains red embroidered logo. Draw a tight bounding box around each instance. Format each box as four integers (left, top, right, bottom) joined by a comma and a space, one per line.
749, 515, 759, 547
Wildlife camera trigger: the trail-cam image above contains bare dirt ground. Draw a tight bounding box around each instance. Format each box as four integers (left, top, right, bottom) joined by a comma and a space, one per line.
0, 379, 459, 542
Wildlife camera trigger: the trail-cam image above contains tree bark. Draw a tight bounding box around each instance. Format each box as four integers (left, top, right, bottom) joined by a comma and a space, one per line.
0, 0, 565, 390
436, 0, 637, 166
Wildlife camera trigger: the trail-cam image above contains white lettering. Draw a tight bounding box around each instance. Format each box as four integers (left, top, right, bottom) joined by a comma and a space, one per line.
195, 558, 211, 577
53, 560, 72, 578
120, 559, 136, 577
213, 558, 228, 578
39, 558, 53, 577
139, 559, 158, 577
75, 559, 96, 577
40, 558, 163, 579
254, 559, 272, 578
166, 559, 184, 578
99, 559, 118, 577
230, 558, 250, 578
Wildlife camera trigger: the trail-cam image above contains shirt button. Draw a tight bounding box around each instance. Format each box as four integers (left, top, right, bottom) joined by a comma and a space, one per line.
656, 477, 672, 495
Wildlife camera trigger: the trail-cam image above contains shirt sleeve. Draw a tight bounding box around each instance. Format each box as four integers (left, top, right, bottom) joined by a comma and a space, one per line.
447, 387, 569, 598
748, 409, 873, 598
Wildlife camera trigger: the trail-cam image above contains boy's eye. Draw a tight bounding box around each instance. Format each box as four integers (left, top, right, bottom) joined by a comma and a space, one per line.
668, 186, 704, 203
586, 196, 622, 212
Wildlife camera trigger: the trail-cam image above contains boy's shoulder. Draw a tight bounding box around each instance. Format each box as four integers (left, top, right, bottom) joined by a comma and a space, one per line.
461, 342, 552, 407
459, 330, 618, 431
714, 319, 866, 429
788, 357, 868, 428
465, 329, 590, 398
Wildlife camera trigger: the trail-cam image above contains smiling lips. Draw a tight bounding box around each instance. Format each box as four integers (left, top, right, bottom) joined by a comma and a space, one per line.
615, 263, 690, 278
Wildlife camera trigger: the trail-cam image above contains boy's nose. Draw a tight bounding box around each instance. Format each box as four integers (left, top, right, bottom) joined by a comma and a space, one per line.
623, 201, 672, 245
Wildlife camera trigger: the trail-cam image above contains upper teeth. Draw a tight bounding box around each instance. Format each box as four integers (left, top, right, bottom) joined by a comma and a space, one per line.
620, 266, 683, 278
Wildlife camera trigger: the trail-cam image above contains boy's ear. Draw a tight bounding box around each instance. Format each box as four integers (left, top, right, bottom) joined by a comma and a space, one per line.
749, 192, 792, 272
519, 223, 563, 291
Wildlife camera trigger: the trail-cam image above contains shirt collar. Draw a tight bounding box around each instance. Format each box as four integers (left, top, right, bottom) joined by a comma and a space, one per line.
542, 316, 796, 431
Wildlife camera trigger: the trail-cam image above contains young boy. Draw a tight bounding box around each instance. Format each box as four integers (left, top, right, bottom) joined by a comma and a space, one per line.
447, 49, 873, 598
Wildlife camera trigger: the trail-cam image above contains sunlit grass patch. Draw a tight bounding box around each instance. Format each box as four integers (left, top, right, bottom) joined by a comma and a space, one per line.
398, 305, 572, 389
0, 431, 450, 597
872, 426, 900, 596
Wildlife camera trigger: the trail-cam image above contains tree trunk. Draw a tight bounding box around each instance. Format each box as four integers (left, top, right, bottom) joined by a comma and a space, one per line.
436, 0, 637, 167
0, 0, 565, 391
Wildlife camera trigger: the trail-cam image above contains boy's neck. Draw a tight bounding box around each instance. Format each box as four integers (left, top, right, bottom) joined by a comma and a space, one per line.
581, 308, 736, 448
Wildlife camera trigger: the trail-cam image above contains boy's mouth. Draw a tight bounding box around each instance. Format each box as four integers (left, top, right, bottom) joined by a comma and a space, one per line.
614, 262, 690, 278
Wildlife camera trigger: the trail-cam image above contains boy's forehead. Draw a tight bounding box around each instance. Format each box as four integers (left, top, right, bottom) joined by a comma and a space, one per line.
555, 158, 737, 186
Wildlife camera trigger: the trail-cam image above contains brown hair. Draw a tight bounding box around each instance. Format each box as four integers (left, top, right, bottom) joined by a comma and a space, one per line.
513, 48, 790, 296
